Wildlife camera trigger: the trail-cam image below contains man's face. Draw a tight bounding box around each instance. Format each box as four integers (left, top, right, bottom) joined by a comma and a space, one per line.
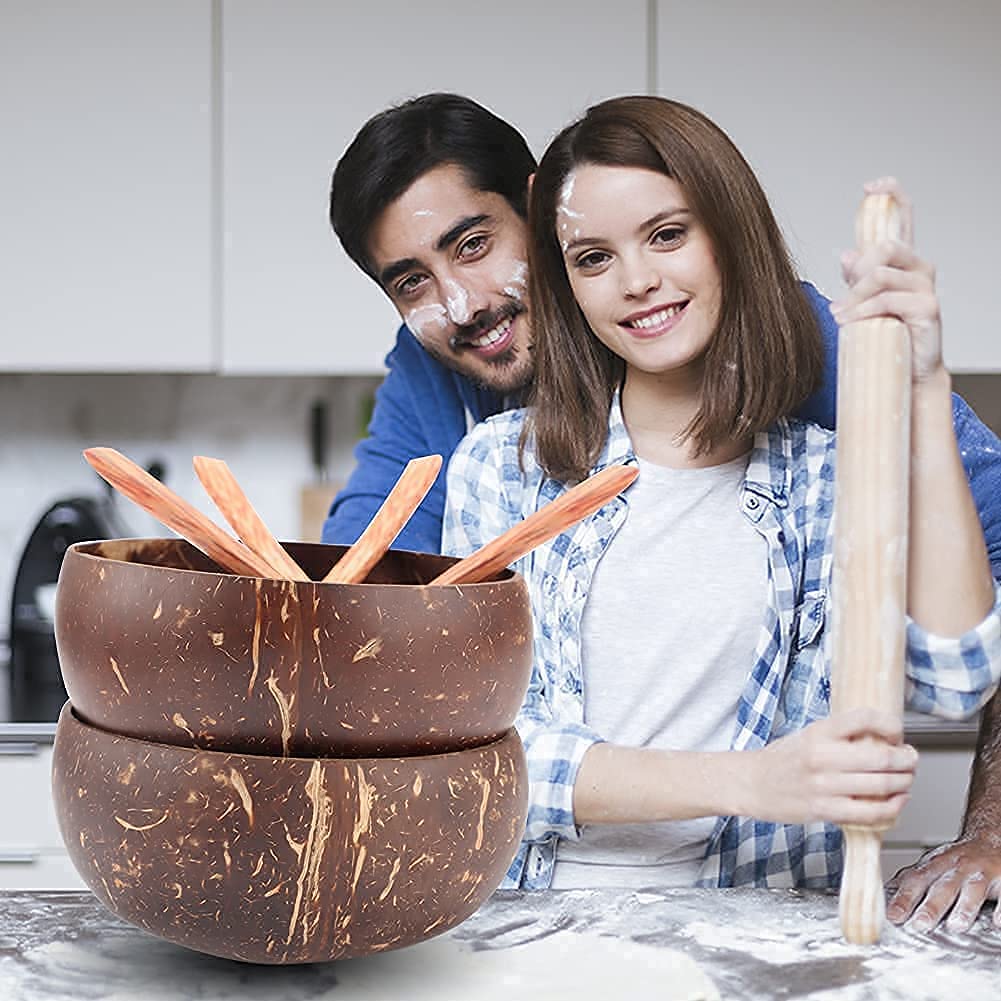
368, 163, 534, 394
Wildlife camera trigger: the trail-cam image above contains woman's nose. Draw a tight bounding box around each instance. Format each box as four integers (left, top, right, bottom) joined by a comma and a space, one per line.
621, 260, 661, 298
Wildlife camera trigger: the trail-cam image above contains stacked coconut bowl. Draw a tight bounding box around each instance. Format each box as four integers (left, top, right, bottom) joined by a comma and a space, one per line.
52, 537, 533, 964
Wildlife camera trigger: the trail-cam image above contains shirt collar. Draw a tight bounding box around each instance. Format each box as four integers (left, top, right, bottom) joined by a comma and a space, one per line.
745, 419, 793, 507
594, 389, 793, 507
591, 389, 637, 472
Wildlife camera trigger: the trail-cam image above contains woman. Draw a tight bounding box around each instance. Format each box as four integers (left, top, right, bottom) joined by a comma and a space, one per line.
442, 96, 1001, 891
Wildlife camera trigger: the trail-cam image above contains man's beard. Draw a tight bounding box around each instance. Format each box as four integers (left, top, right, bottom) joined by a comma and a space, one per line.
426, 300, 534, 396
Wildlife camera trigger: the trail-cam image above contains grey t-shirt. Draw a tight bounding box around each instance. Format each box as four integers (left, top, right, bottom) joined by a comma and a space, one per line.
552, 453, 766, 889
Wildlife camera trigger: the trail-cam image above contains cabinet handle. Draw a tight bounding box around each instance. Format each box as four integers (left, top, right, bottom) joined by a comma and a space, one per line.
0, 850, 40, 864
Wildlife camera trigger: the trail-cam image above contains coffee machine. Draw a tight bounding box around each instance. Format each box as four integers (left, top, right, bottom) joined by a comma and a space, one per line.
9, 488, 132, 721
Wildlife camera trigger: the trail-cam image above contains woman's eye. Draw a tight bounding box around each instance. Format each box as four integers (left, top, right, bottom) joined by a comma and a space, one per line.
458, 234, 489, 259
575, 250, 609, 271
652, 225, 685, 247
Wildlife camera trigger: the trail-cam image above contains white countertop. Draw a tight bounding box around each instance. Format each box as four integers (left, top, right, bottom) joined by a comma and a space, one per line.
0, 887, 998, 1000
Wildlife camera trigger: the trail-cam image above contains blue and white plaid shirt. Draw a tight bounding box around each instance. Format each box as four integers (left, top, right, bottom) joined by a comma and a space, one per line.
442, 394, 1001, 891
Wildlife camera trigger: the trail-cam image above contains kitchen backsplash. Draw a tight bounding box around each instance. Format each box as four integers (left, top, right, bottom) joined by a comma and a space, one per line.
1, 371, 998, 651
0, 372, 382, 649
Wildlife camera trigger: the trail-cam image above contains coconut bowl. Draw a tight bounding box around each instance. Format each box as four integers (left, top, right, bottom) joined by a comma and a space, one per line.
51, 704, 527, 964
54, 539, 532, 757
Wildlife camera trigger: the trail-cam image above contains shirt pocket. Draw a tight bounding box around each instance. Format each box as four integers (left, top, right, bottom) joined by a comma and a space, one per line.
794, 590, 827, 651
777, 590, 831, 732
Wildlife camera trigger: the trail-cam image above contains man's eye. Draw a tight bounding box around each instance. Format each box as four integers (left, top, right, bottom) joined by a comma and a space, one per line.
652, 225, 685, 247
458, 234, 489, 259
396, 274, 426, 297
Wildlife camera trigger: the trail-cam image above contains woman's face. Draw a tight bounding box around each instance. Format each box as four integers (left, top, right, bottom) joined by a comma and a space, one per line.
557, 165, 721, 378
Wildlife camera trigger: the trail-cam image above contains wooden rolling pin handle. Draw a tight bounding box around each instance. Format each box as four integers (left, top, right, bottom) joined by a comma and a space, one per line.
839, 826, 886, 946
854, 191, 905, 247
832, 190, 912, 945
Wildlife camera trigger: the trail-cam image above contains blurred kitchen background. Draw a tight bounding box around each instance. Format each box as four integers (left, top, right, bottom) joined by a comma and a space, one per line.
2, 0, 999, 719
0, 0, 998, 890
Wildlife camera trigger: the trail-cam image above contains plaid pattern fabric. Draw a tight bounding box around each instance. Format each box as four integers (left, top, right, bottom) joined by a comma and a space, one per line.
442, 395, 1001, 891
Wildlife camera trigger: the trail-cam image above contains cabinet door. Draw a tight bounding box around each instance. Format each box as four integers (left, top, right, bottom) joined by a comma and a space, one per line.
0, 742, 84, 890
654, 0, 1001, 371
220, 1, 648, 374
0, 2, 213, 372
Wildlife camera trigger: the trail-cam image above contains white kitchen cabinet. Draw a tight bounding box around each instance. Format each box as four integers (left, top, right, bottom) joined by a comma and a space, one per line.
220, 1, 648, 374
0, 2, 213, 372
654, 0, 1001, 372
0, 740, 83, 890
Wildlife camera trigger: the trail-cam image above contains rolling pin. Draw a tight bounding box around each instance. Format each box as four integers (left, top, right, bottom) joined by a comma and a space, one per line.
830, 192, 911, 945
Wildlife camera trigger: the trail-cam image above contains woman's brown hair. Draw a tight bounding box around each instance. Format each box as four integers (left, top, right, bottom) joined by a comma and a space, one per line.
524, 96, 823, 482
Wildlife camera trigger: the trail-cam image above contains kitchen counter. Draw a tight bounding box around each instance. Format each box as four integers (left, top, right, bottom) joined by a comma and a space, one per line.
0, 723, 56, 746
901, 710, 980, 749
0, 712, 980, 748
0, 887, 997, 999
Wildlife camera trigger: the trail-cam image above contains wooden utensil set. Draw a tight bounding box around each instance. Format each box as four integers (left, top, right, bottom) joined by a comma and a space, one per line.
83, 447, 637, 587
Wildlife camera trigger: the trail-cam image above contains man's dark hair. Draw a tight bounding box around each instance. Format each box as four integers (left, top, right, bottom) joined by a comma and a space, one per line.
330, 93, 537, 283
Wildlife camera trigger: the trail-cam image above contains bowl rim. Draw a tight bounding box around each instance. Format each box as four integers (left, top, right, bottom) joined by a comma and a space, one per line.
64, 538, 522, 589
59, 704, 521, 766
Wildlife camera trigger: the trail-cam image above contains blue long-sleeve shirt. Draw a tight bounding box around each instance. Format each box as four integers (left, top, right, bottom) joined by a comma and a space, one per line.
322, 282, 1001, 582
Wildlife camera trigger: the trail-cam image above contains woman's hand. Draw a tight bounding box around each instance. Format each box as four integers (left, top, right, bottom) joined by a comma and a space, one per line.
747, 708, 917, 826
830, 178, 943, 383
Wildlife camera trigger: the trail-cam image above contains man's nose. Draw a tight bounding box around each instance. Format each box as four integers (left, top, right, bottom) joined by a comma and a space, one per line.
621, 257, 661, 299
441, 276, 490, 325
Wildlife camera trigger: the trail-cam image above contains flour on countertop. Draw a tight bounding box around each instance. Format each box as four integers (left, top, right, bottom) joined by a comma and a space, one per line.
2, 930, 719, 1001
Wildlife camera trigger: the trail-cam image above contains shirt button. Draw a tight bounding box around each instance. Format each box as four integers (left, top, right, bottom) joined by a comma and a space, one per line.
745, 496, 760, 510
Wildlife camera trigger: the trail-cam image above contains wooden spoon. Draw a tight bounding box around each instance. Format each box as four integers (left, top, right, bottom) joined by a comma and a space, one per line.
83, 447, 276, 578
193, 456, 311, 582
323, 454, 442, 584
432, 463, 639, 586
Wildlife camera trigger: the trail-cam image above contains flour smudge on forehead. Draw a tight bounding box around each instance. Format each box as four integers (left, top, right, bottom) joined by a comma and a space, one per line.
557, 170, 583, 252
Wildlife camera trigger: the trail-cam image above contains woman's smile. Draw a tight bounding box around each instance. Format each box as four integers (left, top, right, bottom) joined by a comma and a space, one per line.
619, 300, 690, 338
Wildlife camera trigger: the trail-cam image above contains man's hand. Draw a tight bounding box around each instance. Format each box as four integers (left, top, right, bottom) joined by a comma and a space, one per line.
887, 835, 1001, 933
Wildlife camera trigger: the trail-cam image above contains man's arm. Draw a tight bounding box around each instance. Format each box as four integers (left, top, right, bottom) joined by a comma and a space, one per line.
322, 326, 470, 554
887, 690, 1001, 932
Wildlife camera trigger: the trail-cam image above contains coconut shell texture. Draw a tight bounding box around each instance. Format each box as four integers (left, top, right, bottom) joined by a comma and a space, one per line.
52, 706, 528, 964
55, 539, 533, 757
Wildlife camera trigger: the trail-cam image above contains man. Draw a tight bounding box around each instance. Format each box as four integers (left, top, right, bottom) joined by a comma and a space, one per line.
323, 93, 1001, 928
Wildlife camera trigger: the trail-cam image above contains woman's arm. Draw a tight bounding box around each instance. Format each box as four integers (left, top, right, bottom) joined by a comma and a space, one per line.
574, 709, 916, 828
830, 181, 1001, 720
830, 182, 995, 637
908, 366, 995, 632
